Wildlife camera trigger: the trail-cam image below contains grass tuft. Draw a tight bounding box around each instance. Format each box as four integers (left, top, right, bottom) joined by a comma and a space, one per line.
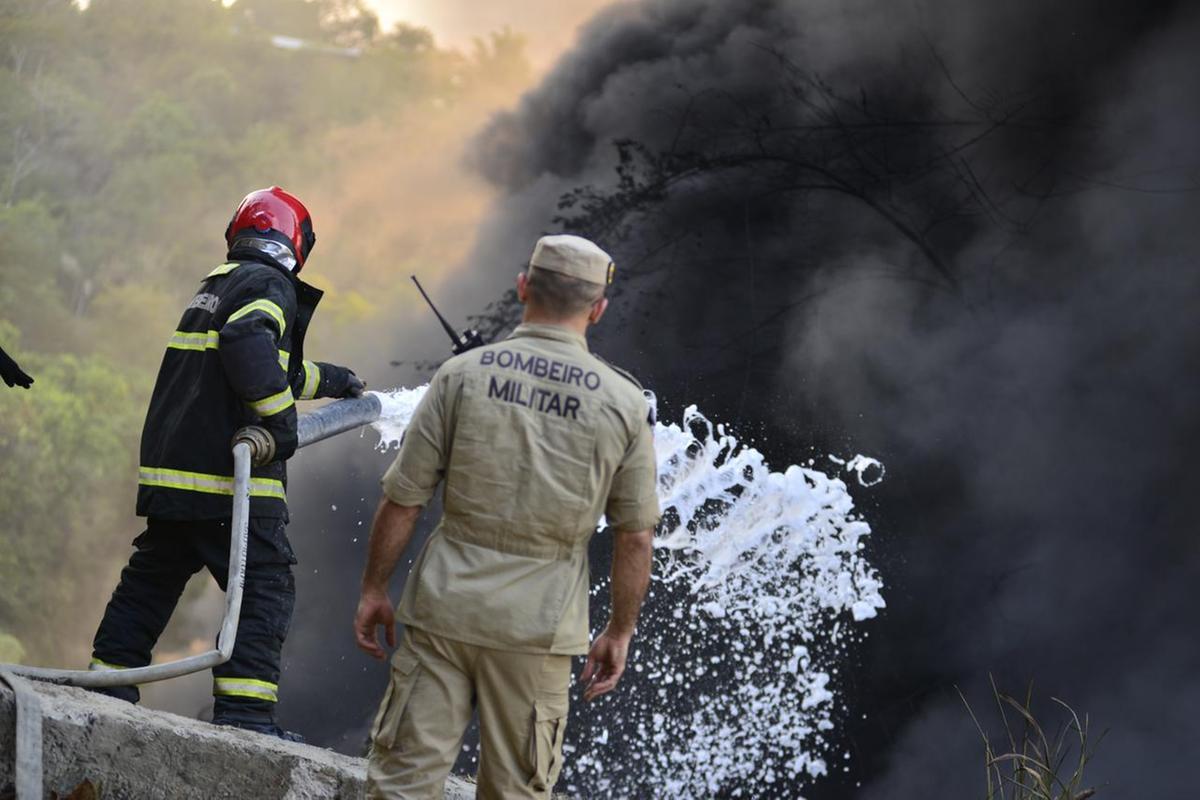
958, 675, 1105, 800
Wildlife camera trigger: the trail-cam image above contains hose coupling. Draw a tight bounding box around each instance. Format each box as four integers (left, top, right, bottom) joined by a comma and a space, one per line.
232, 425, 276, 467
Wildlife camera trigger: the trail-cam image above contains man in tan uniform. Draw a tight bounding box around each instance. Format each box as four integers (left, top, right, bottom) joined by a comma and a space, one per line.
353, 234, 660, 799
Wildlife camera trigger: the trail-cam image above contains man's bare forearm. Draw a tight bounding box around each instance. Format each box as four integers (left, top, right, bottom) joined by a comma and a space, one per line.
361, 498, 422, 593
608, 528, 653, 637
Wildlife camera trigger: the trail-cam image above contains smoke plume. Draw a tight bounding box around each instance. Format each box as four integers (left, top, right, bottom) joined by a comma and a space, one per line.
177, 0, 1200, 795
423, 0, 1200, 795
370, 0, 616, 67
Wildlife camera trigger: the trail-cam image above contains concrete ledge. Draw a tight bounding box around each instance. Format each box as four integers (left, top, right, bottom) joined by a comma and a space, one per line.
1, 681, 476, 799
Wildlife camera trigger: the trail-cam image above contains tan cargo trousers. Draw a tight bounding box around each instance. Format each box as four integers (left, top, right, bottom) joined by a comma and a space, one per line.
366, 627, 572, 800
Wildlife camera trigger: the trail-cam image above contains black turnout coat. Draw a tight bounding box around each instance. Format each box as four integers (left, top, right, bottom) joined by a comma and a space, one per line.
136, 254, 352, 521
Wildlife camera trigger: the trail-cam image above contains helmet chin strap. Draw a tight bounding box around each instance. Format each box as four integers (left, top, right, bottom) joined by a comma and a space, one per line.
230, 237, 298, 272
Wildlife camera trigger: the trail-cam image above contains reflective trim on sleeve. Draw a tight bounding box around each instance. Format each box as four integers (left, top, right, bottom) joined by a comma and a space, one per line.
278, 349, 290, 371
249, 387, 295, 418
166, 329, 220, 352
89, 658, 129, 671
300, 360, 320, 400
206, 262, 240, 279
213, 677, 278, 703
227, 299, 286, 336
138, 466, 286, 500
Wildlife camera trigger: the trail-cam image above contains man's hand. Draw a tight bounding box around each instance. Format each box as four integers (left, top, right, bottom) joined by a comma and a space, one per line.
581, 527, 652, 702
356, 499, 421, 660
580, 626, 632, 702
354, 589, 395, 660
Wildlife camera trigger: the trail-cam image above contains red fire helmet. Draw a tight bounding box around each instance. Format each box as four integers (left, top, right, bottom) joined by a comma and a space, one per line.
224, 186, 316, 272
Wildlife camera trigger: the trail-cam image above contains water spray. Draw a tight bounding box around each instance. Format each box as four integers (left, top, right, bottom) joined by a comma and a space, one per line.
369, 385, 886, 796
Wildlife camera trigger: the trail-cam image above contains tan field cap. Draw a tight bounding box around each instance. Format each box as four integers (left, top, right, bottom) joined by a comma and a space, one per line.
529, 234, 615, 286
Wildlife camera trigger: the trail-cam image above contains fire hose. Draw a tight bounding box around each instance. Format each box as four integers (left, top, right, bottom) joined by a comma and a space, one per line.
0, 394, 382, 797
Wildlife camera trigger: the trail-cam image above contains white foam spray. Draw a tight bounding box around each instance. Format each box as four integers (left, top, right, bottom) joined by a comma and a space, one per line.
370, 385, 430, 448
368, 387, 886, 797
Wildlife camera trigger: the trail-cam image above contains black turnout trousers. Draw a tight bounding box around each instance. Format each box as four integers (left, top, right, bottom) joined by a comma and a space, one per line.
90, 517, 296, 722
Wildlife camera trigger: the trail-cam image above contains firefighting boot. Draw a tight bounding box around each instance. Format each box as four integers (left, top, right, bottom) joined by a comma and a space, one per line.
212, 703, 305, 743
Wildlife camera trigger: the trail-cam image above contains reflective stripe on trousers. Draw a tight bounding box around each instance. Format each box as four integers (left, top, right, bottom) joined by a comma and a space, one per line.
213, 677, 278, 703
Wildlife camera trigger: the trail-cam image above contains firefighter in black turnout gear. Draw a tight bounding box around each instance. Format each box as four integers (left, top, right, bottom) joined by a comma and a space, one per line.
90, 187, 363, 740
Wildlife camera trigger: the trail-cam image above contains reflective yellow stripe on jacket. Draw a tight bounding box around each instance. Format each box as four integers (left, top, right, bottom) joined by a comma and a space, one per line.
205, 262, 240, 279
138, 467, 286, 500
167, 329, 220, 352
89, 658, 129, 671
213, 677, 278, 702
299, 360, 320, 400
227, 299, 286, 336
249, 387, 295, 418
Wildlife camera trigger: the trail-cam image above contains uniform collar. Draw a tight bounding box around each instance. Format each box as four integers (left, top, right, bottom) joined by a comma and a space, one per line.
507, 323, 589, 352
229, 257, 323, 308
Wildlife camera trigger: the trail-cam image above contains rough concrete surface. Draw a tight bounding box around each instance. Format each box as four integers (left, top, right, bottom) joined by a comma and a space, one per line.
0, 681, 476, 799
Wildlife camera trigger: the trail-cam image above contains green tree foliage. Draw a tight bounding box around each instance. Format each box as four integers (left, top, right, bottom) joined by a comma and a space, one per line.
0, 0, 532, 667
0, 323, 140, 661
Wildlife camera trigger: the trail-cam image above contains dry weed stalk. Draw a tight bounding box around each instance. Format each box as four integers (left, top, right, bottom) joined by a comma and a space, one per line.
958, 676, 1104, 800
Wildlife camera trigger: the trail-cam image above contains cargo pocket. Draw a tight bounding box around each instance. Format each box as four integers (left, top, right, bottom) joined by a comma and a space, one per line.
369, 648, 420, 750
526, 694, 569, 793
249, 518, 298, 566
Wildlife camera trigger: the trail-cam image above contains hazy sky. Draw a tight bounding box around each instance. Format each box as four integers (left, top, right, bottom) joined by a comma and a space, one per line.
365, 0, 615, 66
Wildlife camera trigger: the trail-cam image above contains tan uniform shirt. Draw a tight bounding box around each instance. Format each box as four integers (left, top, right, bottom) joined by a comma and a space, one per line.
381, 323, 661, 655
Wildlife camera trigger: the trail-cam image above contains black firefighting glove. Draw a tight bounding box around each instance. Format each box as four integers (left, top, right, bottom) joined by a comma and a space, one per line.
318, 362, 366, 398
0, 345, 33, 389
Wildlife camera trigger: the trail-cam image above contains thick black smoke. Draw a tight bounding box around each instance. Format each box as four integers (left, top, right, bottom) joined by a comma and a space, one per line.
269, 0, 1199, 795
447, 0, 1199, 796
